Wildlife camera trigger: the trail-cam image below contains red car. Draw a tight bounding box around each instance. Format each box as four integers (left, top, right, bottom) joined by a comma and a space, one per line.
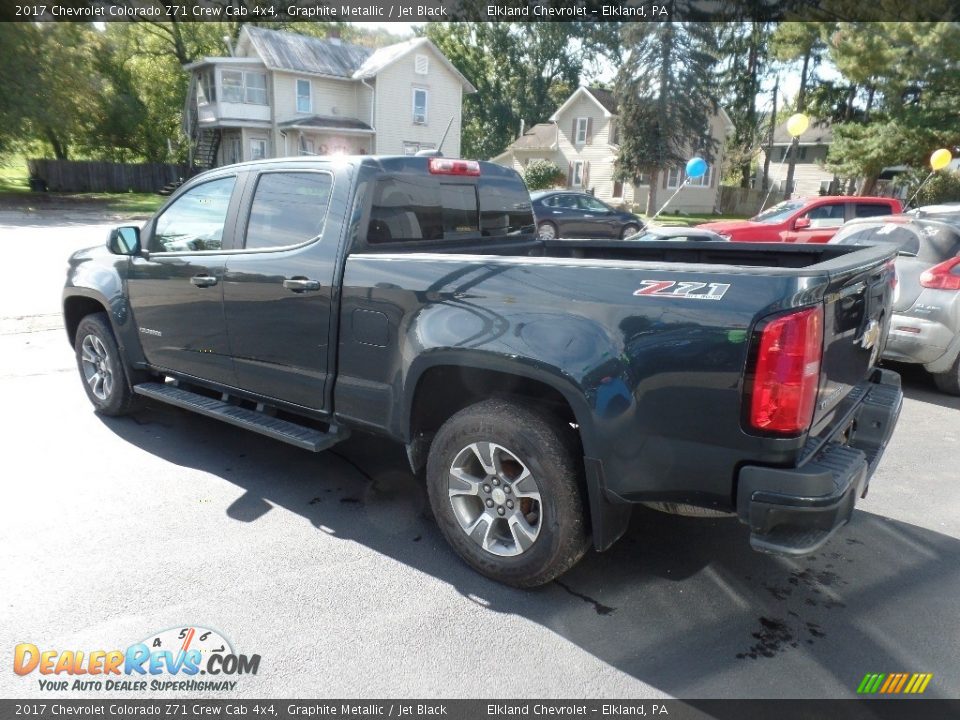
699, 196, 903, 243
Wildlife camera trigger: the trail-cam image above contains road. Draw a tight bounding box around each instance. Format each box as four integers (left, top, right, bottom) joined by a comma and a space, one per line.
1, 211, 958, 699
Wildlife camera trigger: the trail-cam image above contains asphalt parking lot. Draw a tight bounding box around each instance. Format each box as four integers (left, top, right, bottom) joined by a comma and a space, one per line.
1, 211, 958, 700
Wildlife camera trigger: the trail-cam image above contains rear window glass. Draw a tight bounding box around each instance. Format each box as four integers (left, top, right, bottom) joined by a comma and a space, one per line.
833, 224, 921, 255
368, 175, 533, 243
834, 222, 960, 262
854, 203, 893, 218
245, 172, 332, 249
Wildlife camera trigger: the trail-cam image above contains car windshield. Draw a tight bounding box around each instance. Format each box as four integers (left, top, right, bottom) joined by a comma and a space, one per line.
751, 200, 805, 224
833, 224, 921, 256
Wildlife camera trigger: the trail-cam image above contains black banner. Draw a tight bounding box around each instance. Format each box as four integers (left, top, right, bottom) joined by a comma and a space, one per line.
2, 700, 960, 720
1, 0, 958, 23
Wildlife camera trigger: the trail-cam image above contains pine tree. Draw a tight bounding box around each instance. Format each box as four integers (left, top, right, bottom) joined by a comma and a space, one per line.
613, 15, 719, 215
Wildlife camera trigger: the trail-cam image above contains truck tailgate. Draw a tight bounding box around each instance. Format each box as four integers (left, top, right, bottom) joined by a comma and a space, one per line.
811, 252, 897, 432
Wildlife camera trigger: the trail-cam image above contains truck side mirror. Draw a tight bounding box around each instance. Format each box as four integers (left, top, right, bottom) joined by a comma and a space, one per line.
107, 226, 141, 255
794, 216, 811, 231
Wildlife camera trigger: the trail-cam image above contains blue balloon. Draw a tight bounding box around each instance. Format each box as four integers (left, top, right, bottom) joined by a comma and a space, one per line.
685, 157, 708, 179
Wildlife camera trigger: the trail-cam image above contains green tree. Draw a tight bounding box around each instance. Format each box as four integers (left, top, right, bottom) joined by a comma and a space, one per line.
825, 22, 960, 193
770, 22, 833, 199
613, 17, 719, 215
715, 18, 776, 188
422, 23, 587, 160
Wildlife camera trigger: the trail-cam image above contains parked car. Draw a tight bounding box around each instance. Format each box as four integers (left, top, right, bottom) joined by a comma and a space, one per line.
623, 226, 727, 242
830, 207, 960, 394
699, 196, 903, 243
531, 190, 643, 240
64, 155, 901, 587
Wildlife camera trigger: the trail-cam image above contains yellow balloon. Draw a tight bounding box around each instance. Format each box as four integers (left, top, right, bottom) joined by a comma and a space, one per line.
930, 148, 953, 171
786, 113, 810, 138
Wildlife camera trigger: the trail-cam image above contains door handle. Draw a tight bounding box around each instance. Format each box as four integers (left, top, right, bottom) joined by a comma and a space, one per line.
283, 278, 321, 293
190, 275, 218, 288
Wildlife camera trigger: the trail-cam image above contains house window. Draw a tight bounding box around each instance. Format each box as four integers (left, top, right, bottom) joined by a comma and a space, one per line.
228, 138, 241, 165
575, 117, 588, 145
666, 166, 714, 189
415, 54, 429, 75
299, 136, 315, 156
572, 160, 585, 188
197, 70, 216, 104
250, 138, 267, 161
296, 79, 311, 113
403, 141, 435, 156
412, 88, 428, 125
221, 70, 267, 105
687, 167, 713, 188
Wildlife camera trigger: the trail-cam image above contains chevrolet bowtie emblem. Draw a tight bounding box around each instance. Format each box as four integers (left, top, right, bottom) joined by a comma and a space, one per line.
860, 319, 881, 350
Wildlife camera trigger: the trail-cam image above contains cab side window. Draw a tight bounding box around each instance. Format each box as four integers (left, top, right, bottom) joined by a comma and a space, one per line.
802, 203, 845, 229
151, 177, 236, 253
245, 172, 333, 250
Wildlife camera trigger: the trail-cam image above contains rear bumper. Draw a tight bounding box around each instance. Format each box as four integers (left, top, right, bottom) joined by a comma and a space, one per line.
736, 368, 903, 556
884, 313, 954, 366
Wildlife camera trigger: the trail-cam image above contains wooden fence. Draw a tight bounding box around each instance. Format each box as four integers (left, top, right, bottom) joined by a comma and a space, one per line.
716, 186, 770, 216
27, 159, 189, 193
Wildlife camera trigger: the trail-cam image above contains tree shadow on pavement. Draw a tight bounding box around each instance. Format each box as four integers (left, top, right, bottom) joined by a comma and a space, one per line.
99, 402, 960, 699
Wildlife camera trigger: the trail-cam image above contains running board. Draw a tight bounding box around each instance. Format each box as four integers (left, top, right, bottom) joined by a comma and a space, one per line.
133, 382, 347, 452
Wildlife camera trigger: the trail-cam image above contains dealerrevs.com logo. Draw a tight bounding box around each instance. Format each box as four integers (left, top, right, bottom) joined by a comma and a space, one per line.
14, 626, 260, 692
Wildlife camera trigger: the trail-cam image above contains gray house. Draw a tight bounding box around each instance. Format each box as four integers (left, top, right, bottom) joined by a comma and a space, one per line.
182, 26, 476, 169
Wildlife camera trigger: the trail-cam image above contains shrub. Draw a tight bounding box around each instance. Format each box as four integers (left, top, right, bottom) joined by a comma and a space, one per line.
523, 159, 566, 190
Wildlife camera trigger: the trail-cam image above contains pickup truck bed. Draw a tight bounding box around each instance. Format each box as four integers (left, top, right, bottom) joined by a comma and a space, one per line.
63, 156, 902, 586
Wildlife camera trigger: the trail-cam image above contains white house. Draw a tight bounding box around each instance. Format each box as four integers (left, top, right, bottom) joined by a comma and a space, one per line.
182, 26, 476, 169
758, 119, 857, 196
492, 86, 732, 213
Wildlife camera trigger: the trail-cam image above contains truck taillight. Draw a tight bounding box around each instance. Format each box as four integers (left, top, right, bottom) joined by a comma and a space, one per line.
749, 306, 824, 435
919, 257, 960, 290
428, 158, 481, 176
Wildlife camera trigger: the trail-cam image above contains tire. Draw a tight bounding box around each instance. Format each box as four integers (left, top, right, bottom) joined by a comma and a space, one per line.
621, 223, 641, 239
74, 312, 141, 416
932, 352, 960, 396
537, 221, 558, 241
426, 399, 589, 587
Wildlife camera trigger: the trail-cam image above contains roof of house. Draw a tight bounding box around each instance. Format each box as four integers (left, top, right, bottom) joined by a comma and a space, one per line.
352, 36, 476, 92
773, 119, 834, 145
507, 123, 559, 151
278, 116, 374, 132
238, 27, 476, 92
243, 26, 372, 78
586, 87, 618, 114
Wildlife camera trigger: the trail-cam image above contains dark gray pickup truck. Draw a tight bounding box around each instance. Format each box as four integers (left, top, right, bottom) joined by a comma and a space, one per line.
63, 156, 903, 586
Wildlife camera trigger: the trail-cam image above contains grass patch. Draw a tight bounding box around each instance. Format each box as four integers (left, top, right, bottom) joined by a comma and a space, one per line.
0, 160, 30, 193
0, 156, 164, 214
89, 192, 165, 214
639, 212, 750, 227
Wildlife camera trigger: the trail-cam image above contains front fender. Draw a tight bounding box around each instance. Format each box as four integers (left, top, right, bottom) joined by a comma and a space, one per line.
63, 247, 146, 376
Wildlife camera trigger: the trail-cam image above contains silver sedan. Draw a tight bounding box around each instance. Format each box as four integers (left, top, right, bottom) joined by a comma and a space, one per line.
831, 205, 960, 394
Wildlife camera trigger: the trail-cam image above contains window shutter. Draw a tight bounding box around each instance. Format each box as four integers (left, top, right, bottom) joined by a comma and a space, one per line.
662, 170, 668, 189
586, 118, 593, 145
571, 118, 578, 144
567, 162, 573, 187
583, 161, 590, 190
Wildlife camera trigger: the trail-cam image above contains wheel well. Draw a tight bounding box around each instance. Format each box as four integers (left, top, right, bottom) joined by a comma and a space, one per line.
407, 365, 579, 473
63, 296, 107, 344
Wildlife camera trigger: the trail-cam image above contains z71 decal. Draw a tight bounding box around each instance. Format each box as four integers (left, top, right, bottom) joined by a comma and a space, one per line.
633, 280, 731, 301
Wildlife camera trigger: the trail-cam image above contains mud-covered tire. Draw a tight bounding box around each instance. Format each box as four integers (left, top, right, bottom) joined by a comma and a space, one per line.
426, 399, 589, 587
74, 313, 141, 416
932, 353, 960, 396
